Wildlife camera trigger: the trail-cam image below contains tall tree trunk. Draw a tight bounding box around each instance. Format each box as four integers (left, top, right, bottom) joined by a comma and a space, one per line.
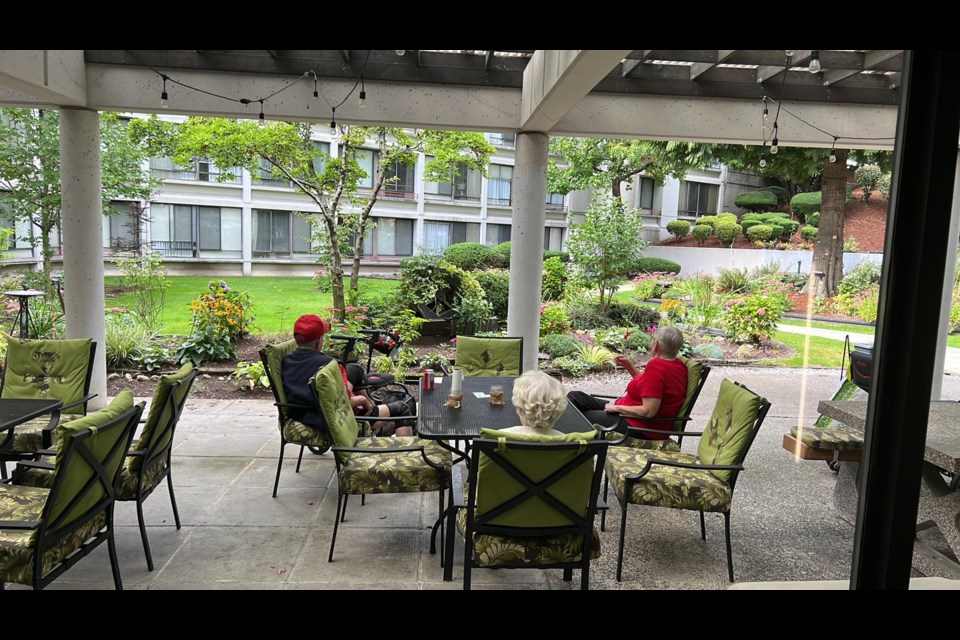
811, 149, 848, 298
611, 178, 621, 199
326, 219, 346, 322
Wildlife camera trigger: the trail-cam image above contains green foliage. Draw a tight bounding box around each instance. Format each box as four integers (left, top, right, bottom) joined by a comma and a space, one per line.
543, 250, 570, 262
722, 294, 786, 345
541, 257, 568, 302
733, 190, 778, 212
833, 285, 879, 322
105, 312, 153, 369
552, 355, 589, 378
418, 352, 452, 374
740, 218, 762, 235
625, 328, 652, 352
666, 220, 691, 240
443, 242, 504, 271
597, 326, 648, 353
540, 334, 580, 358
805, 211, 820, 227
692, 344, 724, 360
473, 269, 510, 319
177, 327, 236, 366
575, 343, 615, 371
397, 254, 483, 314
114, 252, 170, 333
669, 274, 725, 329
313, 267, 333, 293
540, 304, 572, 336
776, 219, 800, 240
231, 361, 270, 390
692, 224, 712, 246
134, 345, 175, 373
715, 267, 750, 294
746, 224, 774, 242
843, 237, 861, 252
760, 185, 789, 205
801, 225, 818, 241
790, 191, 821, 222
562, 297, 615, 330
855, 164, 883, 202
632, 272, 672, 300
453, 295, 494, 334
606, 299, 660, 329
715, 221, 742, 246
494, 242, 512, 266
877, 173, 891, 200
696, 215, 719, 230
633, 257, 681, 275
838, 260, 882, 296
189, 280, 255, 341
566, 194, 646, 311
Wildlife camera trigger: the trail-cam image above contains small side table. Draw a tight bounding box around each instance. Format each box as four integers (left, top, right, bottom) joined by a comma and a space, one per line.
4, 290, 46, 339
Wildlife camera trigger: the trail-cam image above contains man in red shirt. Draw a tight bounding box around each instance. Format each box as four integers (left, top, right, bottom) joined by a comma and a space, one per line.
567, 326, 687, 440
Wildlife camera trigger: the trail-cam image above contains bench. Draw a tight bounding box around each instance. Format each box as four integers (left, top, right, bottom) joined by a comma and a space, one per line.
782, 379, 867, 466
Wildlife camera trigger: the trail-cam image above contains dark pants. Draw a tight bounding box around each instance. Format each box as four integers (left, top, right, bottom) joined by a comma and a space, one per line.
566, 391, 629, 432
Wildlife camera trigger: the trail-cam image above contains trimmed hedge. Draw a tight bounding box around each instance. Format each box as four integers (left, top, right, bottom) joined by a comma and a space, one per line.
692, 224, 712, 246
695, 215, 719, 229
800, 225, 818, 241
790, 191, 821, 222
733, 190, 778, 212
806, 211, 820, 227
746, 224, 774, 241
776, 219, 800, 239
740, 218, 762, 234
760, 185, 789, 205
444, 242, 505, 271
494, 242, 512, 266
543, 250, 570, 263
633, 257, 681, 275
716, 221, 743, 246
473, 269, 510, 319
666, 219, 691, 240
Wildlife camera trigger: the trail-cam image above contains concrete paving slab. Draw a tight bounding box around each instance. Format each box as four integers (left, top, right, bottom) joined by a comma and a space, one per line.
235, 456, 334, 489
201, 486, 324, 527
113, 484, 227, 528
290, 527, 425, 583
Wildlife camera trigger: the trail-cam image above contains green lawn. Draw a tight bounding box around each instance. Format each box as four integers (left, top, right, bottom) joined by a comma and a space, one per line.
758, 331, 846, 368
105, 276, 399, 335
779, 317, 875, 335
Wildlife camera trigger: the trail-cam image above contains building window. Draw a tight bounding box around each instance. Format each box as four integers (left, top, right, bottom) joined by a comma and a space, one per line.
150, 203, 242, 258
488, 133, 516, 147
484, 223, 512, 247
423, 221, 480, 253
255, 158, 291, 188
546, 192, 565, 211
103, 201, 140, 253
487, 164, 513, 206
312, 141, 331, 175
253, 209, 311, 258
679, 181, 719, 217
638, 177, 655, 210
0, 194, 34, 257
352, 148, 376, 190
424, 161, 482, 203
543, 227, 563, 252
149, 157, 241, 184
347, 217, 415, 257
382, 161, 416, 198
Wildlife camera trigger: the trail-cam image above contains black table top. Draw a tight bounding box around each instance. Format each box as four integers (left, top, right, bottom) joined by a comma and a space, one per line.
417, 375, 593, 439
0, 398, 63, 433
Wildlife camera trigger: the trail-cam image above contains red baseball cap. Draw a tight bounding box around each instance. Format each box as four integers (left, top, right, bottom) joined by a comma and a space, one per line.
293, 314, 330, 343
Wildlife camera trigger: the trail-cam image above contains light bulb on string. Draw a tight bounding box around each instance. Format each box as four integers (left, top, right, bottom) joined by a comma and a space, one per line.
785, 50, 795, 57
330, 107, 337, 135
160, 75, 169, 109
258, 101, 266, 127
771, 137, 779, 155
395, 50, 406, 56
829, 137, 838, 163
358, 75, 366, 110
809, 50, 821, 73
759, 154, 767, 168
762, 97, 768, 120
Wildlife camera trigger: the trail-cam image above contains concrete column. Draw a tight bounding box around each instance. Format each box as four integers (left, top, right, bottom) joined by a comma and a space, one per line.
507, 132, 548, 372
241, 168, 253, 276
414, 152, 426, 251
931, 151, 960, 399
59, 107, 106, 409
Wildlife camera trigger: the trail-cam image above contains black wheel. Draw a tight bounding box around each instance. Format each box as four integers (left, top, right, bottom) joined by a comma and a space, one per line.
827, 460, 841, 473
308, 445, 331, 456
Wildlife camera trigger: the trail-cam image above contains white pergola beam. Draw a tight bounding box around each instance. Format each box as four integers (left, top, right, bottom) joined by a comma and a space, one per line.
0, 50, 86, 106
520, 50, 631, 132
690, 50, 737, 80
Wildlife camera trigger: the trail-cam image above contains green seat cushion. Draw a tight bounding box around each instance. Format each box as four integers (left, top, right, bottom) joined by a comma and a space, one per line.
621, 436, 682, 453
0, 414, 82, 455
311, 360, 359, 448
605, 447, 733, 513
336, 436, 451, 495
790, 424, 864, 451
129, 363, 194, 472
1, 338, 93, 415
0, 482, 107, 587
282, 418, 334, 448
116, 455, 168, 500
455, 336, 522, 377
262, 340, 298, 408
696, 379, 762, 482
474, 428, 598, 528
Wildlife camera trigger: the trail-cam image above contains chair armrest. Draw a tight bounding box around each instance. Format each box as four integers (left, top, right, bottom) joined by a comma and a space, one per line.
0, 520, 40, 530
40, 410, 63, 449
15, 460, 54, 472
275, 401, 313, 411
624, 457, 744, 482
332, 443, 447, 471
35, 448, 57, 457
60, 393, 97, 413
355, 413, 418, 423
125, 450, 147, 458
451, 463, 467, 508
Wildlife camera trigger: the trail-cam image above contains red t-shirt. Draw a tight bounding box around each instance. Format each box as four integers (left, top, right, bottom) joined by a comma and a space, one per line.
614, 357, 688, 439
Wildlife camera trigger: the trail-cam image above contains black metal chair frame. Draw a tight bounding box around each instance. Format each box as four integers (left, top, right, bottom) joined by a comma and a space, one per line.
0, 340, 98, 478
447, 437, 608, 590
608, 381, 770, 583
454, 335, 525, 376
1, 403, 142, 590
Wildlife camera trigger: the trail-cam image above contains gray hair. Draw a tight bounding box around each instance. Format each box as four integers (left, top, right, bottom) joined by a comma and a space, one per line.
654, 326, 684, 358
512, 371, 567, 429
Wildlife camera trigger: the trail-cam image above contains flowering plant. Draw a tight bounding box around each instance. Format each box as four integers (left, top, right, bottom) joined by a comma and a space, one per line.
189, 280, 255, 341
722, 294, 785, 345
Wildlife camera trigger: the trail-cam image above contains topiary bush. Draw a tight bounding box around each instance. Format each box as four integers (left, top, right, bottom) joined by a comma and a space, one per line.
877, 173, 891, 200
740, 218, 762, 235
715, 221, 743, 246
805, 211, 820, 227
494, 241, 511, 267
696, 215, 719, 230
692, 224, 712, 246
760, 185, 789, 205
633, 257, 681, 275
543, 250, 570, 262
473, 269, 510, 319
855, 164, 883, 202
746, 224, 774, 242
666, 219, 691, 241
444, 242, 504, 271
800, 225, 818, 241
790, 191, 821, 222
776, 219, 800, 240
540, 333, 580, 358
734, 190, 778, 212
541, 256, 568, 302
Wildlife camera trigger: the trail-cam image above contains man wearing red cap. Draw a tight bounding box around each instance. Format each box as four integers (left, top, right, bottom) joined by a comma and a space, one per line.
281, 314, 413, 436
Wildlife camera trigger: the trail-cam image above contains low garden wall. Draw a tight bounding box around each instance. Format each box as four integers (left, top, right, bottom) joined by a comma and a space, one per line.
643, 246, 883, 278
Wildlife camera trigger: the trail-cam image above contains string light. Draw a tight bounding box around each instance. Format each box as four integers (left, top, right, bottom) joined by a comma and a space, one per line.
258, 100, 265, 127
762, 97, 768, 120
759, 154, 767, 168
785, 50, 796, 57
160, 75, 169, 109
809, 50, 821, 74
829, 136, 838, 163
358, 75, 366, 110
395, 50, 406, 56
770, 122, 779, 154
330, 106, 337, 134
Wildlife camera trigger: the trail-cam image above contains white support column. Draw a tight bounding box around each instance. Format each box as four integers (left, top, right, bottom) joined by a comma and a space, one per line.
59, 107, 106, 409
931, 151, 960, 399
414, 152, 426, 251
241, 168, 253, 276
507, 132, 549, 372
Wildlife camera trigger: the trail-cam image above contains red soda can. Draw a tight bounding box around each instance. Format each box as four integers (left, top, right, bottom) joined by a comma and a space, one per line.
423, 369, 434, 390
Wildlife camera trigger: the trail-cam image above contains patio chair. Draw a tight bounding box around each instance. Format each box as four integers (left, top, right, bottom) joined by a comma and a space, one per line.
311, 359, 451, 562
13, 363, 197, 571
782, 378, 867, 471
0, 390, 142, 590
454, 335, 523, 377
604, 379, 770, 582
0, 338, 97, 476
594, 357, 710, 453
446, 428, 608, 590
260, 340, 334, 498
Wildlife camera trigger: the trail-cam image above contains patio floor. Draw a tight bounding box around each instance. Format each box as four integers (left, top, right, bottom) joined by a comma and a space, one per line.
11, 366, 960, 590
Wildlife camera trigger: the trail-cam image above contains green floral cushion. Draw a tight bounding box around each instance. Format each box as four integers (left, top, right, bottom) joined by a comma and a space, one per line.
129, 363, 193, 472
696, 379, 762, 482
116, 455, 169, 500
605, 447, 733, 513
312, 360, 359, 448
789, 424, 864, 451
0, 483, 107, 587
1, 338, 93, 415
336, 436, 451, 495
605, 432, 682, 453
676, 356, 703, 426
262, 340, 298, 409
0, 414, 82, 455
454, 336, 522, 377
282, 418, 333, 449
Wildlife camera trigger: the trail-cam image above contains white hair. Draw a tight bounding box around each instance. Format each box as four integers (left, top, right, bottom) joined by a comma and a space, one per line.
512, 371, 567, 429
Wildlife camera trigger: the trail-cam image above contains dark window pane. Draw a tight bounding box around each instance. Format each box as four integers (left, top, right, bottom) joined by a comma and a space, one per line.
198, 207, 221, 251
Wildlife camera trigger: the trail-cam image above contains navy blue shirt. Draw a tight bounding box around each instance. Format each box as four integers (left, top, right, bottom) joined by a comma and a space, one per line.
281, 348, 335, 430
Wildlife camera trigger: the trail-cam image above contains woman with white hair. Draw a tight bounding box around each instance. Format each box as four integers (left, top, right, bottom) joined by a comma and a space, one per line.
500, 371, 568, 436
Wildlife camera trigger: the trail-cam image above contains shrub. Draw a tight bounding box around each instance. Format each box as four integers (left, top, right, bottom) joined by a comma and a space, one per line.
543, 250, 570, 263
231, 361, 270, 390
692, 344, 724, 360
552, 355, 589, 377
633, 257, 681, 275
838, 260, 882, 296
766, 224, 784, 239
313, 267, 333, 293
715, 221, 743, 246
855, 164, 883, 202
189, 280, 255, 342
877, 173, 891, 200
114, 252, 170, 334
541, 257, 568, 302
540, 334, 580, 358
844, 237, 861, 252
540, 304, 572, 336
746, 224, 774, 242
733, 190, 778, 212
715, 267, 750, 294
177, 327, 236, 366
760, 185, 789, 205
659, 298, 685, 322
624, 328, 651, 352
740, 218, 762, 235
444, 242, 504, 271
790, 191, 821, 222
453, 294, 494, 334
741, 213, 762, 221
397, 254, 483, 310
576, 343, 615, 371
760, 212, 790, 222
606, 299, 661, 329
800, 225, 818, 241
776, 219, 800, 240
494, 241, 511, 266
419, 352, 452, 374
632, 271, 673, 300
105, 313, 152, 369
805, 211, 820, 227
563, 297, 615, 330
692, 224, 712, 246
135, 344, 174, 373
473, 269, 510, 319
666, 219, 691, 240
696, 215, 719, 230
722, 294, 786, 345
833, 284, 879, 322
